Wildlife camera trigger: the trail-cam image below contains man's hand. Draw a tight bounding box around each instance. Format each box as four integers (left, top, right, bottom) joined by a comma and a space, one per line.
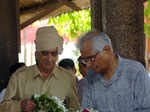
21, 99, 35, 112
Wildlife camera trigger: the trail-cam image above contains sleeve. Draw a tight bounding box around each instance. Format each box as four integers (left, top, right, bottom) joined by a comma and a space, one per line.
134, 66, 150, 112
0, 89, 6, 103
0, 74, 22, 112
66, 74, 80, 112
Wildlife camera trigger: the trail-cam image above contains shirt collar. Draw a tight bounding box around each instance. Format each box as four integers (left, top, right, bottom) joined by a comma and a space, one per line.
85, 54, 123, 87
33, 65, 59, 79
100, 54, 123, 87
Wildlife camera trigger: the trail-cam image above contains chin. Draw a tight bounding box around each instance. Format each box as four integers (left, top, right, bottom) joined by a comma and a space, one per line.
46, 65, 53, 69
93, 68, 99, 73
93, 68, 103, 74
43, 64, 52, 69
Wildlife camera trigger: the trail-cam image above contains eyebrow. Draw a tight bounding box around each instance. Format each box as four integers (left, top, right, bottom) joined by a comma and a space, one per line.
80, 54, 96, 60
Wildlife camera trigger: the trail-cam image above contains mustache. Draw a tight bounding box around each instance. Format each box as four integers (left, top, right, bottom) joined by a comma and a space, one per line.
43, 60, 52, 65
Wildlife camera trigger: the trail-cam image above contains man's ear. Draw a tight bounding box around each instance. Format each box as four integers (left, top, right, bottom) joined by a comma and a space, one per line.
103, 45, 111, 52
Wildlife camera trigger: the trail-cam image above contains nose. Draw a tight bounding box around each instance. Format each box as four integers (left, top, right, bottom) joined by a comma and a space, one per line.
86, 61, 92, 69
47, 53, 53, 60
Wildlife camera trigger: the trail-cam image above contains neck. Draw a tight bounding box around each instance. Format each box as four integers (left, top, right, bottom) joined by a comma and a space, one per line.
40, 71, 51, 79
104, 55, 118, 82
37, 65, 54, 79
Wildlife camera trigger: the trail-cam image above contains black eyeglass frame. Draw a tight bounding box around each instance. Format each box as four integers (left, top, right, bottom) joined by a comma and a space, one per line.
78, 52, 99, 65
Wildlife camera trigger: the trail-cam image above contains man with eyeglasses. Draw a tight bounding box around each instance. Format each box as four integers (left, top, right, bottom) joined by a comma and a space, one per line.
0, 26, 80, 112
77, 32, 150, 112
77, 55, 93, 104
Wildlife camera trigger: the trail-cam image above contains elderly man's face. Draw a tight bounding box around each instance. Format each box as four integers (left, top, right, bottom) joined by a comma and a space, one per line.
80, 40, 94, 70
35, 49, 58, 73
92, 49, 112, 74
80, 40, 112, 74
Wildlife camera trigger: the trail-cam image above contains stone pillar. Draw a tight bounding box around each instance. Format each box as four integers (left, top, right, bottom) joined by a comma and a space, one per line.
91, 0, 103, 32
0, 0, 19, 91
91, 0, 145, 65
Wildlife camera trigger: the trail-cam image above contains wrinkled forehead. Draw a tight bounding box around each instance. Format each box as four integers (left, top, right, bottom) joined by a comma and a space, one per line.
46, 48, 58, 52
37, 48, 58, 53
80, 40, 95, 57
79, 32, 100, 55
85, 31, 100, 37
81, 31, 100, 46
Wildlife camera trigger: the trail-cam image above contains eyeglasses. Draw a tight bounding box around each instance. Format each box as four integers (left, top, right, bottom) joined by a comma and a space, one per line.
78, 57, 87, 67
78, 52, 99, 64
40, 50, 58, 57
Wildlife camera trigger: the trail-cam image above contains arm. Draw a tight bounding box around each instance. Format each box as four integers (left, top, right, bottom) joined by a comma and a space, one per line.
0, 89, 6, 103
134, 66, 150, 112
66, 75, 80, 112
0, 74, 22, 112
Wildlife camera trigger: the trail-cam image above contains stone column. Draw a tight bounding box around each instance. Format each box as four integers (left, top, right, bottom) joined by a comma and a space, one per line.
91, 0, 145, 65
91, 0, 103, 32
0, 0, 19, 91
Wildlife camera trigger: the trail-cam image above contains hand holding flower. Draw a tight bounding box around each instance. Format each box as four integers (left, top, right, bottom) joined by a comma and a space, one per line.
21, 99, 35, 112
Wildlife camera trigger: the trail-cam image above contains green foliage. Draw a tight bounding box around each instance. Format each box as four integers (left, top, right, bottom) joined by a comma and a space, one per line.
144, 0, 150, 38
30, 94, 68, 112
48, 1, 150, 39
48, 8, 91, 40
145, 22, 150, 37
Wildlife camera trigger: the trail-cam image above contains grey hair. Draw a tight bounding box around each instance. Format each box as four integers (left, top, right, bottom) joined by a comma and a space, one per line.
77, 31, 94, 50
77, 31, 113, 53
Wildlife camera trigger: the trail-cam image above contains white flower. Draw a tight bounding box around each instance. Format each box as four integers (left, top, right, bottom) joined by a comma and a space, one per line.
31, 94, 68, 112
34, 94, 40, 98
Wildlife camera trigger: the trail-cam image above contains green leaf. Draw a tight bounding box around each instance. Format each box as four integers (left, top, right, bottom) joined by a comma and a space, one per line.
48, 8, 91, 40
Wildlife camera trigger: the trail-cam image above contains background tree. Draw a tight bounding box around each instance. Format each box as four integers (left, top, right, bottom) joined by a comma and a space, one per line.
48, 9, 91, 41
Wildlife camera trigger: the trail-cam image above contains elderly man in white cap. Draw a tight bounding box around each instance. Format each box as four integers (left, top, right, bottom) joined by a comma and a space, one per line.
0, 26, 80, 112
77, 31, 150, 112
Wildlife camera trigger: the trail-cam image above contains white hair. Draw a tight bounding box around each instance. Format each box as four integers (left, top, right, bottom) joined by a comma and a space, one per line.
77, 32, 113, 53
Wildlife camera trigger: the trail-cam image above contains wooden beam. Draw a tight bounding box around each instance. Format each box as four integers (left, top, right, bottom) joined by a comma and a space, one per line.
20, 1, 64, 29
59, 0, 81, 11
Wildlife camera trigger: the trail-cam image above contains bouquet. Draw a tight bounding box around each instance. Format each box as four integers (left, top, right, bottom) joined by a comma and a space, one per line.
31, 94, 68, 112
77, 108, 98, 112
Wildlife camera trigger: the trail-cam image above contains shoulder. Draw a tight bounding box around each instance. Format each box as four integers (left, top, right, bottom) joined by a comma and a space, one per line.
121, 57, 145, 72
10, 65, 37, 79
120, 57, 147, 79
55, 66, 75, 80
55, 66, 77, 88
57, 66, 72, 74
56, 66, 74, 76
